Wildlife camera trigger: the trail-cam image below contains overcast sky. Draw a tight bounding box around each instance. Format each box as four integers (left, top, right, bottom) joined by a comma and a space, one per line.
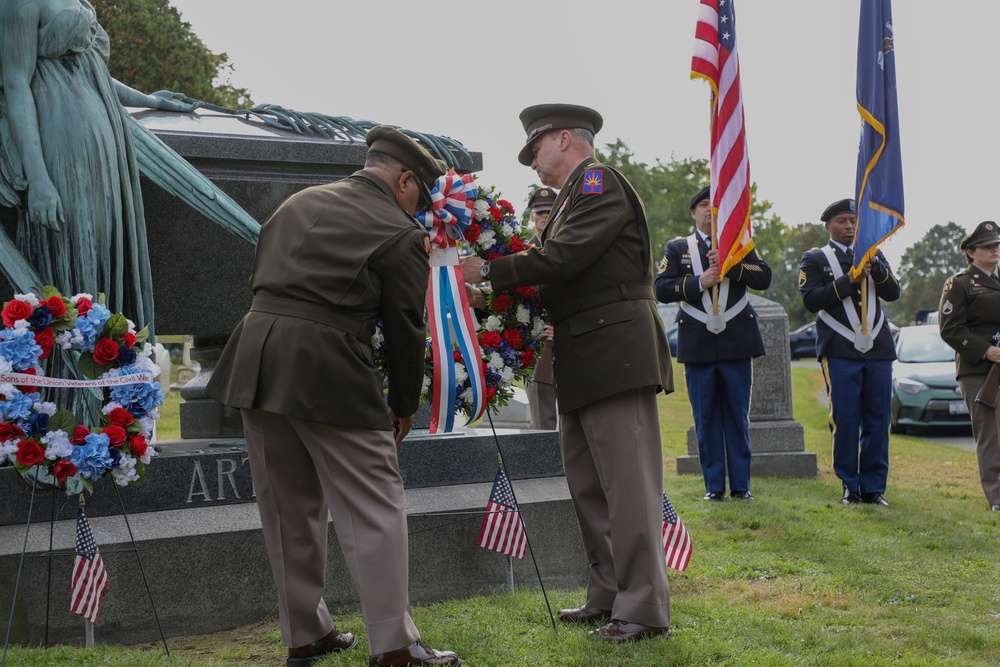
164, 0, 996, 267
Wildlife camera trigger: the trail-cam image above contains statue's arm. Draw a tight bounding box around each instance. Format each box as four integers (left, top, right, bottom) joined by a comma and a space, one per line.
1, 0, 62, 230
113, 80, 203, 113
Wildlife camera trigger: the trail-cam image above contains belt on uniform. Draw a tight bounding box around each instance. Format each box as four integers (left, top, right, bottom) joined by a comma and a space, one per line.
250, 295, 375, 341
547, 283, 653, 324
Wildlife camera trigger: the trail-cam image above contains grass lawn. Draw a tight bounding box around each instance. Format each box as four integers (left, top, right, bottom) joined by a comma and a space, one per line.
5, 366, 999, 666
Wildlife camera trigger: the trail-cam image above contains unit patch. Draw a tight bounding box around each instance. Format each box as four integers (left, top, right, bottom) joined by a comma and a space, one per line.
582, 169, 604, 195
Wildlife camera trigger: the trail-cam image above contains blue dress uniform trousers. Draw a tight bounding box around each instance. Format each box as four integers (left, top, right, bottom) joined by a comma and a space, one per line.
685, 358, 754, 494
821, 356, 893, 495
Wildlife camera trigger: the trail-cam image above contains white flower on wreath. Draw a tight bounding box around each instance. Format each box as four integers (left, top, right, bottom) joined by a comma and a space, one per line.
371, 329, 384, 351
515, 304, 530, 326
112, 455, 140, 486
0, 439, 17, 463
101, 401, 123, 415
459, 387, 473, 404
0, 356, 10, 374
531, 317, 545, 337
484, 315, 503, 332
474, 199, 490, 218
477, 229, 496, 248
454, 363, 468, 384
500, 366, 515, 384
33, 401, 57, 417
0, 383, 13, 398
421, 374, 431, 395
488, 352, 505, 371
42, 431, 73, 460
14, 293, 39, 307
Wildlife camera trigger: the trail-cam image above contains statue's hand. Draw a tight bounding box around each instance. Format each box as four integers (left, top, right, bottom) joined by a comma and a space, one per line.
27, 181, 63, 232
149, 90, 204, 113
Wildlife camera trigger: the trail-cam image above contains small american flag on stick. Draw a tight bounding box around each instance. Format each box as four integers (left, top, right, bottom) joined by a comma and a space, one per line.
476, 467, 527, 559
662, 493, 692, 571
70, 509, 109, 624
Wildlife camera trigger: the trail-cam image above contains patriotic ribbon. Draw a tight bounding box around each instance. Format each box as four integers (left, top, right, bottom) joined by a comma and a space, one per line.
1, 371, 154, 388
416, 170, 486, 433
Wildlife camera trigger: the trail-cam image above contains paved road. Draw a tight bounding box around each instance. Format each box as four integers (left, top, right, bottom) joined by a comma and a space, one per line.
790, 359, 976, 452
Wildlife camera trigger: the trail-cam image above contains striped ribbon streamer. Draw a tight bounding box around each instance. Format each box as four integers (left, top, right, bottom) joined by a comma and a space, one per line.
417, 170, 486, 433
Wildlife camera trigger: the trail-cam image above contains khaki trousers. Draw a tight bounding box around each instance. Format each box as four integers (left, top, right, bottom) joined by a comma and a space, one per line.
959, 375, 1000, 505
242, 409, 420, 654
559, 387, 671, 627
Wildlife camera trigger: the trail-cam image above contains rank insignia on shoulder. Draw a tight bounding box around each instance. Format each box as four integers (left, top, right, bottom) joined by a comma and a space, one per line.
582, 169, 604, 195
942, 300, 953, 315
798, 270, 807, 287
658, 257, 668, 272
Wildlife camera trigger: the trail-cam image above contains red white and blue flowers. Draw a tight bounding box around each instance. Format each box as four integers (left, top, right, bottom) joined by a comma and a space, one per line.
0, 287, 162, 494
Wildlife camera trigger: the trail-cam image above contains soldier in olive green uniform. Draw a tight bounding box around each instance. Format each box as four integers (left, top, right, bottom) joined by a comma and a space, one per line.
462, 104, 674, 644
525, 186, 558, 430
939, 220, 1000, 511
207, 127, 461, 667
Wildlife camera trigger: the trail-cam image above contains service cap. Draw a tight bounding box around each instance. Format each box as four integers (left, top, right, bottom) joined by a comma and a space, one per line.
517, 103, 603, 166
527, 187, 558, 212
960, 220, 1000, 250
366, 125, 447, 207
821, 198, 856, 223
689, 185, 710, 210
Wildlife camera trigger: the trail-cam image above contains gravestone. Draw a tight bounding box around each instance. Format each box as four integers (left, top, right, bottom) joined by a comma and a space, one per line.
0, 108, 586, 645
676, 294, 817, 478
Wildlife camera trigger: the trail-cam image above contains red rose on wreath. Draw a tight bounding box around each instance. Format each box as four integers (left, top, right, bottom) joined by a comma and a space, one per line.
70, 425, 91, 445
128, 434, 148, 458
2, 300, 32, 327
46, 296, 67, 317
52, 460, 77, 483
488, 206, 503, 222
75, 297, 93, 316
497, 199, 515, 215
107, 407, 135, 427
486, 252, 502, 261
521, 349, 535, 367
93, 338, 120, 366
503, 329, 523, 350
515, 286, 535, 299
480, 331, 502, 349
452, 351, 463, 362
123, 332, 138, 348
35, 327, 55, 360
485, 386, 497, 401
102, 425, 128, 448
0, 423, 26, 442
492, 294, 514, 312
15, 439, 45, 466
508, 236, 526, 253
464, 225, 481, 243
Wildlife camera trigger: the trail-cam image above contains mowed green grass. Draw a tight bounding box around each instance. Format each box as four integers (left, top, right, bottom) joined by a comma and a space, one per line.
5, 366, 999, 667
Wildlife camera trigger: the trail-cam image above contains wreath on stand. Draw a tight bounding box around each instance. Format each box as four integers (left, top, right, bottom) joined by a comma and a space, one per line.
0, 287, 163, 495
374, 177, 546, 427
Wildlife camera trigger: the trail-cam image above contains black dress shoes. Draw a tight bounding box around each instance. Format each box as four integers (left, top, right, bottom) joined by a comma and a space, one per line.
557, 604, 612, 624
861, 493, 889, 506
731, 491, 755, 501
368, 639, 461, 666
588, 619, 671, 643
703, 491, 725, 502
287, 628, 358, 666
842, 490, 861, 505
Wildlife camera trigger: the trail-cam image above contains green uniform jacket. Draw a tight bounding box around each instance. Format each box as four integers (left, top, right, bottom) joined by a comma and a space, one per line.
939, 266, 1000, 378
206, 171, 430, 430
489, 159, 673, 413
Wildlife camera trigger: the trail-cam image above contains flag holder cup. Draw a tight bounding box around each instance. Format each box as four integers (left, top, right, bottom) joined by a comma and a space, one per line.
1, 472, 169, 665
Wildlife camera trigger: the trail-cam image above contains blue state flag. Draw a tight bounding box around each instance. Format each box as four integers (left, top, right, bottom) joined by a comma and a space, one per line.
853, 0, 904, 275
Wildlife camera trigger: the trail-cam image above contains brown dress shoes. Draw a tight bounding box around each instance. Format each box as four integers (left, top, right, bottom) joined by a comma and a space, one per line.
588, 619, 671, 643
368, 639, 461, 666
287, 628, 358, 666
557, 604, 612, 624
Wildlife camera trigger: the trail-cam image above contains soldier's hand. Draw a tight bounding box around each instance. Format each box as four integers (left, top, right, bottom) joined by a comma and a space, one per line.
986, 346, 1000, 364
390, 411, 414, 446
539, 324, 554, 342
464, 283, 486, 309
460, 256, 486, 284
707, 249, 719, 267
699, 266, 721, 288
850, 260, 873, 283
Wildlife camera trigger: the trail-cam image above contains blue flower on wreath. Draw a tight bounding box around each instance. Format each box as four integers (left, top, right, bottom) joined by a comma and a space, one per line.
0, 328, 42, 370
26, 411, 49, 438
117, 347, 137, 366
0, 391, 36, 421
73, 304, 112, 352
110, 369, 164, 416
28, 305, 52, 330
70, 433, 115, 480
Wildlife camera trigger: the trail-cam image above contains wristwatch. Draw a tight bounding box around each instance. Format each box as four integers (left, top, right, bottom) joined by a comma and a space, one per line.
479, 262, 491, 280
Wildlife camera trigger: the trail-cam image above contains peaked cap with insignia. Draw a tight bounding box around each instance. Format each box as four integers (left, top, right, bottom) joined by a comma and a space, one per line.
366, 125, 447, 208
959, 220, 1000, 250
517, 103, 604, 166
527, 187, 558, 212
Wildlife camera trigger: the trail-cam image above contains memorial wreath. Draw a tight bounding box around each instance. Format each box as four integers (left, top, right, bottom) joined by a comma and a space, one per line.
0, 287, 162, 494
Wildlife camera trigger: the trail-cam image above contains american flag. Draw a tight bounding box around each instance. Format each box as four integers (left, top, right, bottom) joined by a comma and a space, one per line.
70, 509, 109, 624
691, 0, 754, 278
662, 493, 692, 571
476, 467, 526, 559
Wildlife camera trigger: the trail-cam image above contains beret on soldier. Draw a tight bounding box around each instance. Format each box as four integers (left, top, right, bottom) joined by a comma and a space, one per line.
689, 185, 710, 210
517, 103, 604, 166
366, 125, 447, 205
960, 220, 1000, 250
527, 187, 558, 212
821, 198, 856, 223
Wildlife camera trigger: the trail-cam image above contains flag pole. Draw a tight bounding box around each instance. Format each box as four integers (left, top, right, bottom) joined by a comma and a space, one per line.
77, 495, 96, 650
710, 210, 720, 317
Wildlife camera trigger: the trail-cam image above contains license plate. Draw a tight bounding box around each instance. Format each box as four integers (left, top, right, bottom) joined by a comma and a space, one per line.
949, 400, 969, 415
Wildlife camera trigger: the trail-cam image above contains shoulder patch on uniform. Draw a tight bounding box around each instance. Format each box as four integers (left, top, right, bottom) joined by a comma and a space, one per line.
942, 300, 953, 315
582, 169, 604, 195
798, 270, 807, 287
943, 276, 954, 291
423, 236, 432, 254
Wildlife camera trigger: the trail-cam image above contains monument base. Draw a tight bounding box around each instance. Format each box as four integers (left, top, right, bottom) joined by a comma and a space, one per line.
677, 421, 818, 479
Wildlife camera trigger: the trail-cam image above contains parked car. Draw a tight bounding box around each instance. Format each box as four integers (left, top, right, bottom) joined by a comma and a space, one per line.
789, 323, 817, 360
890, 325, 969, 434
